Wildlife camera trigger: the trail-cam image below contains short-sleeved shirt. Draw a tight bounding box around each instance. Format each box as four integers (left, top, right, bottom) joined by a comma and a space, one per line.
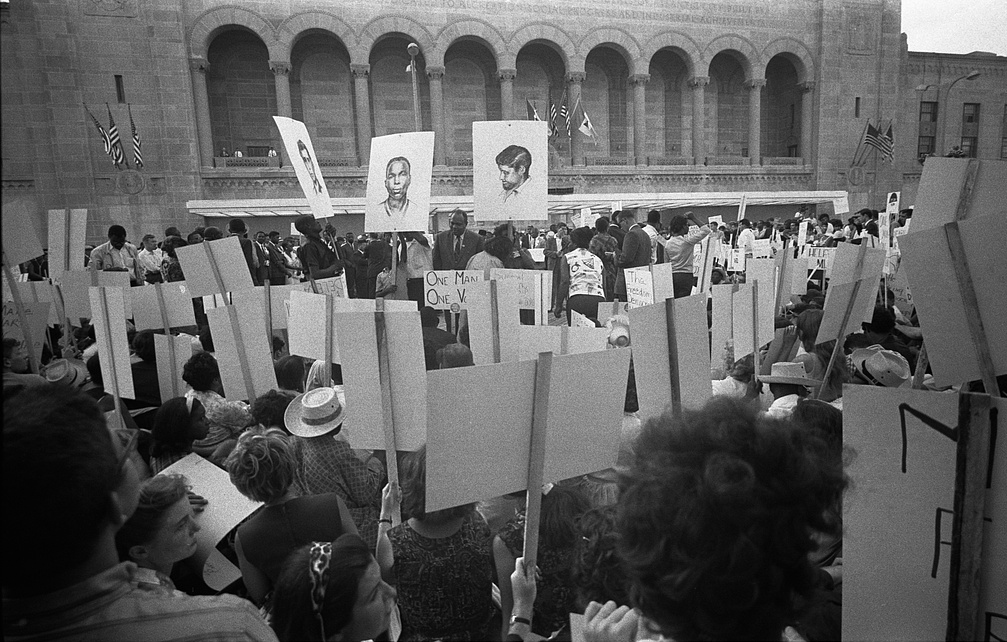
300, 237, 340, 279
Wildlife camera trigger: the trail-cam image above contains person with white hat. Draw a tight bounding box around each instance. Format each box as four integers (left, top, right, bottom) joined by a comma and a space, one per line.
761, 362, 823, 419
285, 386, 385, 549
42, 358, 89, 388
850, 344, 911, 389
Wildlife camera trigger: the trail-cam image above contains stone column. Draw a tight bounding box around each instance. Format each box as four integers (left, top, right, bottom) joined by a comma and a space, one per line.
427, 65, 446, 167
351, 64, 371, 167
498, 68, 516, 120
567, 72, 586, 166
630, 73, 650, 166
799, 81, 815, 165
189, 57, 214, 168
270, 60, 292, 166
688, 76, 709, 165
745, 78, 766, 166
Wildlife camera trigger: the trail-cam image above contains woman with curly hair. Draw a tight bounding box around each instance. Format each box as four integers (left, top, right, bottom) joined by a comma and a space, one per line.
598, 396, 846, 641
376, 445, 494, 641
182, 351, 255, 461
226, 427, 358, 606
149, 396, 209, 474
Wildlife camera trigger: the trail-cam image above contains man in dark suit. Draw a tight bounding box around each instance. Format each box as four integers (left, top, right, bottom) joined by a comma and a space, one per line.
432, 209, 484, 271
433, 209, 484, 331
615, 210, 652, 301
609, 211, 627, 250
252, 232, 271, 285
227, 219, 260, 285
265, 231, 288, 285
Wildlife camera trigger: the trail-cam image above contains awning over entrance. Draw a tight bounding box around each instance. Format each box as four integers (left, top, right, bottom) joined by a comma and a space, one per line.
187, 190, 850, 219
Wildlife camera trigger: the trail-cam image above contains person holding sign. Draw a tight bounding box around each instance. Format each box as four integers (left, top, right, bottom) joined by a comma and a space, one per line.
89, 224, 143, 285
661, 212, 711, 298
555, 227, 606, 325
294, 215, 343, 281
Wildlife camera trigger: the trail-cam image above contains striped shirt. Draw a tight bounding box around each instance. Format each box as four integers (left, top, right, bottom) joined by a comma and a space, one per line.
3, 562, 277, 641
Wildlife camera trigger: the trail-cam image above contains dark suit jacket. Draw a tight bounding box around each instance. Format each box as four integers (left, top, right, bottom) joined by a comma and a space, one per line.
254, 242, 270, 284
617, 225, 651, 269
432, 230, 484, 271
609, 225, 627, 250
235, 236, 259, 286
266, 243, 287, 284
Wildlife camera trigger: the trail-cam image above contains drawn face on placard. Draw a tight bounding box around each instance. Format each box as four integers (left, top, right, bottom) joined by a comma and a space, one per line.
365, 132, 434, 234
297, 140, 323, 195
473, 120, 548, 221
273, 117, 334, 220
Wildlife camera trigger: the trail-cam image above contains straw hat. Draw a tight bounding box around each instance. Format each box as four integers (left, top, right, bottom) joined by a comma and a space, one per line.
43, 359, 89, 388
851, 344, 910, 388
760, 361, 822, 387
284, 386, 346, 438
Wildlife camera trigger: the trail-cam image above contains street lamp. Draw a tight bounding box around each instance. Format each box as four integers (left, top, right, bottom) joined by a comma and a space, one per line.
915, 70, 980, 158
407, 42, 421, 133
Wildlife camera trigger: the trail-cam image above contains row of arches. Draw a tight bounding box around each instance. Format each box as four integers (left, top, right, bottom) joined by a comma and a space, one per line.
191, 10, 816, 168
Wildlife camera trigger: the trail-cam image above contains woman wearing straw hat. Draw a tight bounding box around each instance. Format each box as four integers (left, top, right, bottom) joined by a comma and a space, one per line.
285, 386, 385, 549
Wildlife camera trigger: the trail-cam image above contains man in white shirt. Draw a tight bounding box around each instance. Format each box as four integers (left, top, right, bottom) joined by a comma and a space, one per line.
89, 224, 143, 285
136, 234, 163, 284
643, 210, 663, 265
401, 231, 433, 309
736, 219, 756, 256
761, 361, 820, 419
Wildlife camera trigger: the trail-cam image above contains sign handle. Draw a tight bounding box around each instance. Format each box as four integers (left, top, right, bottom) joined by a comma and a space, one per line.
815, 279, 862, 401
263, 279, 273, 352
322, 293, 333, 388
489, 280, 500, 363
225, 305, 256, 402
2, 253, 40, 374
522, 351, 553, 570
154, 284, 180, 398
911, 343, 929, 390
664, 297, 681, 412
95, 287, 127, 431
375, 297, 400, 525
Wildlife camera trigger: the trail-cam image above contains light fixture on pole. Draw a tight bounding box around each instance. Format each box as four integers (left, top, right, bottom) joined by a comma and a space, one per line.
407, 42, 421, 133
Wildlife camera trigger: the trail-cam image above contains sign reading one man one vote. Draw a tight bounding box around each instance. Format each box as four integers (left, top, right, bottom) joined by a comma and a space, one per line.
423, 270, 484, 310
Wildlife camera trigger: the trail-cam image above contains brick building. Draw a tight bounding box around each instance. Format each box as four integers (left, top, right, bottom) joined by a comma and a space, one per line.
1, 0, 1004, 241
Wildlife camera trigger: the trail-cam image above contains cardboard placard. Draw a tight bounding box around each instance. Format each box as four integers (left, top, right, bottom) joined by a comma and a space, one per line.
423, 270, 484, 310
489, 268, 551, 322
89, 286, 135, 399
629, 294, 711, 418
624, 266, 654, 309
843, 387, 1005, 641
365, 132, 435, 234
159, 453, 262, 591
2, 278, 59, 327
334, 309, 426, 452
2, 201, 43, 267
273, 116, 334, 220
131, 281, 195, 331
710, 284, 735, 370
516, 325, 609, 360
728, 248, 746, 272
472, 120, 549, 221
597, 301, 630, 327
529, 248, 545, 263
313, 274, 349, 299
890, 267, 914, 316
48, 208, 87, 282
819, 243, 885, 341
911, 157, 1007, 235
708, 215, 723, 229
801, 246, 837, 277
577, 208, 600, 229
425, 349, 631, 512
569, 309, 595, 328
899, 216, 1007, 387
832, 193, 850, 216
232, 282, 314, 332
205, 303, 278, 402
287, 291, 339, 362
154, 333, 192, 401
467, 280, 520, 365
175, 236, 254, 298
796, 220, 809, 247
693, 236, 718, 294
751, 238, 772, 259
747, 258, 776, 349
732, 283, 755, 359
2, 299, 50, 368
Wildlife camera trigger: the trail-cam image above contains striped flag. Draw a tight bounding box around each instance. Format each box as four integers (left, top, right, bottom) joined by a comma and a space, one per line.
548, 101, 559, 138
84, 103, 112, 158
864, 121, 894, 162
558, 90, 570, 136
106, 103, 127, 168
128, 103, 143, 169
526, 98, 542, 121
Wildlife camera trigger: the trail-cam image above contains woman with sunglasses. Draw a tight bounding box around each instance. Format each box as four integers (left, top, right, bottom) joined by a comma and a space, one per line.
271, 533, 397, 642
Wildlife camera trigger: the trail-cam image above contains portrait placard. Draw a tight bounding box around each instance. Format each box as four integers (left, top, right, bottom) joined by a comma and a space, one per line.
364, 132, 434, 233
273, 116, 333, 219
472, 120, 549, 221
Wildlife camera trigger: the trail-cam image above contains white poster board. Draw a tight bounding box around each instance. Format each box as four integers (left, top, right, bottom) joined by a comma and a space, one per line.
364, 132, 434, 233
423, 270, 485, 310
472, 120, 549, 221
273, 116, 333, 219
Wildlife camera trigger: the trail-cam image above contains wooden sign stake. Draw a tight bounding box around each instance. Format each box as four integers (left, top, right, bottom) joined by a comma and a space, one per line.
489, 280, 501, 363
815, 243, 869, 401
663, 297, 682, 413
154, 284, 182, 398
945, 393, 992, 641
95, 287, 127, 431
774, 246, 791, 316
263, 278, 273, 350
201, 242, 254, 401
751, 281, 761, 384
521, 351, 553, 570
2, 252, 40, 374
322, 293, 334, 388
375, 297, 400, 525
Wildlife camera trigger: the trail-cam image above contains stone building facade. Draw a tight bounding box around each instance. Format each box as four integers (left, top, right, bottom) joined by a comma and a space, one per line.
1, 0, 1004, 241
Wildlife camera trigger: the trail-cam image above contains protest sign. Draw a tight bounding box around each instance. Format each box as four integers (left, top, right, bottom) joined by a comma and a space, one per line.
577, 208, 600, 229
816, 243, 884, 345
597, 301, 630, 327
727, 248, 746, 272
731, 283, 757, 360
833, 193, 850, 216
708, 215, 723, 229
2, 299, 49, 369
801, 246, 837, 278
624, 264, 675, 309
175, 236, 254, 298
160, 453, 261, 591
516, 325, 609, 360
2, 278, 59, 327
693, 236, 718, 294
473, 120, 549, 221
569, 310, 595, 328
747, 258, 776, 348
489, 268, 551, 323
2, 201, 43, 267
890, 266, 914, 316
710, 284, 735, 371
365, 132, 434, 234
131, 281, 195, 331
467, 279, 521, 365
423, 270, 484, 310
426, 348, 630, 513
629, 294, 710, 418
900, 215, 1006, 389
206, 302, 277, 402
911, 157, 1007, 234
154, 333, 191, 401
48, 208, 87, 283
529, 248, 545, 263
844, 387, 1004, 641
89, 286, 135, 400
60, 270, 131, 323
751, 238, 772, 258
797, 220, 809, 247
273, 116, 334, 219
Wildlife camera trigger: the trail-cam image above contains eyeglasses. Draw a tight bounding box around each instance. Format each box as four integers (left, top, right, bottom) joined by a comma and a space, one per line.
114, 429, 140, 473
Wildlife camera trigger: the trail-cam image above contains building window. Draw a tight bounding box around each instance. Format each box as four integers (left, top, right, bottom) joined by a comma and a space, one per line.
920, 101, 938, 122
960, 137, 978, 157
918, 136, 935, 158
963, 103, 980, 124
787, 144, 799, 157
114, 75, 125, 104
855, 97, 861, 118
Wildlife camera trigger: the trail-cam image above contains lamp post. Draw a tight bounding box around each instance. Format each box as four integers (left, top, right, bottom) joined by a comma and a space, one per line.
915, 70, 980, 158
407, 42, 421, 133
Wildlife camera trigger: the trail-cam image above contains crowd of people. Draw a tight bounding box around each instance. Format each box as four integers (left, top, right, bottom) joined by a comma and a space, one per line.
7, 198, 995, 642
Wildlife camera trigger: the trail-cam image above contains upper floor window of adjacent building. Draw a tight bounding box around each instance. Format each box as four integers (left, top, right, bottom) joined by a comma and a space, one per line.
919, 101, 938, 122
961, 103, 980, 158
963, 103, 980, 124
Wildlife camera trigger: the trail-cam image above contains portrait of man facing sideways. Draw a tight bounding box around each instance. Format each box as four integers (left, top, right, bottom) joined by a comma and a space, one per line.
297, 139, 323, 195
496, 144, 532, 204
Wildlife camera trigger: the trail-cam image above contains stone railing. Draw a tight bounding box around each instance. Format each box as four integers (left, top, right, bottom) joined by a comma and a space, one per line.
446, 156, 473, 167
584, 156, 634, 166
705, 156, 751, 166
647, 156, 694, 166
213, 156, 281, 168
317, 157, 359, 168
761, 156, 804, 166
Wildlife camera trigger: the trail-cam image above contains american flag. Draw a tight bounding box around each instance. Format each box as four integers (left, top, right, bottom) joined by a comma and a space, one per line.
128, 103, 143, 169
84, 103, 112, 157
864, 121, 894, 162
106, 103, 126, 168
558, 91, 570, 136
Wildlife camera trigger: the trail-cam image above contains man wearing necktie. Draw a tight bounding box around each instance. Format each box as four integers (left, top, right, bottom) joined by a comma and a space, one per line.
432, 210, 484, 331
